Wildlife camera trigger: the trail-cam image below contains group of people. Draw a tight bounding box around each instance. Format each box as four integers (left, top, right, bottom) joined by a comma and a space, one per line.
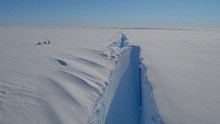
35, 40, 51, 45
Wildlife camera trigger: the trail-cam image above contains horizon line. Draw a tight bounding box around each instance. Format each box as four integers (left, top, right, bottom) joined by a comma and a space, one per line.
0, 26, 219, 31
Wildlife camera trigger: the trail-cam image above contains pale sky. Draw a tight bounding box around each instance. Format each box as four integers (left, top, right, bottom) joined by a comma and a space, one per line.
0, 0, 220, 28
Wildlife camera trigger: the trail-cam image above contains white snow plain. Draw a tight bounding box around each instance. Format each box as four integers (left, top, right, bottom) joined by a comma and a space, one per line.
124, 29, 220, 124
0, 28, 120, 124
0, 27, 220, 124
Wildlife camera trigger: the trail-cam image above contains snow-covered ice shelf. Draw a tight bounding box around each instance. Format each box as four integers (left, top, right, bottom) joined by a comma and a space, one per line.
1, 27, 220, 124
0, 28, 121, 124
0, 28, 162, 124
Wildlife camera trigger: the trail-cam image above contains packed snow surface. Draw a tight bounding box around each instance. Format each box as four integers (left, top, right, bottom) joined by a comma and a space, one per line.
0, 28, 120, 124
124, 29, 220, 124
0, 27, 220, 124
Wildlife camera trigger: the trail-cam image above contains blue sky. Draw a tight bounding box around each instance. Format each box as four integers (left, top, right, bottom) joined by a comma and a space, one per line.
0, 0, 220, 28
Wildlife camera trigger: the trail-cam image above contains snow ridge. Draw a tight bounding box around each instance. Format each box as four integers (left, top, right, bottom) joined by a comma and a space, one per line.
88, 33, 131, 124
88, 33, 163, 124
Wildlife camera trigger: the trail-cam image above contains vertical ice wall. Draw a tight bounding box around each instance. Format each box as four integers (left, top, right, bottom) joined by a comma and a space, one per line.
88, 33, 163, 124
105, 46, 141, 124
88, 34, 131, 124
140, 62, 164, 124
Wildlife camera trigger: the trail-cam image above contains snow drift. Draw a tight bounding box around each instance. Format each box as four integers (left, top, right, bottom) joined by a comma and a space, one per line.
0, 29, 162, 124
0, 28, 119, 124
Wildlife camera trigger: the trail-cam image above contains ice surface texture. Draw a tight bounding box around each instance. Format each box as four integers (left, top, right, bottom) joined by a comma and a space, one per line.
89, 33, 163, 124
2, 28, 219, 124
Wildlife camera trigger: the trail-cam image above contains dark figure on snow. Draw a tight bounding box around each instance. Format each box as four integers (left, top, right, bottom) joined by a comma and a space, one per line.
36, 42, 42, 45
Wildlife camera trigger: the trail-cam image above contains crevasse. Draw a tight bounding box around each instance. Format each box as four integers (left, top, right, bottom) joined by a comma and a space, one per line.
88, 34, 163, 124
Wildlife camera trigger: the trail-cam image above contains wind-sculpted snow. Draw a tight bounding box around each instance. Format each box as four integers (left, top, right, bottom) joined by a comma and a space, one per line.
1, 28, 220, 124
56, 59, 68, 66
0, 28, 164, 124
88, 34, 131, 124
0, 28, 118, 124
